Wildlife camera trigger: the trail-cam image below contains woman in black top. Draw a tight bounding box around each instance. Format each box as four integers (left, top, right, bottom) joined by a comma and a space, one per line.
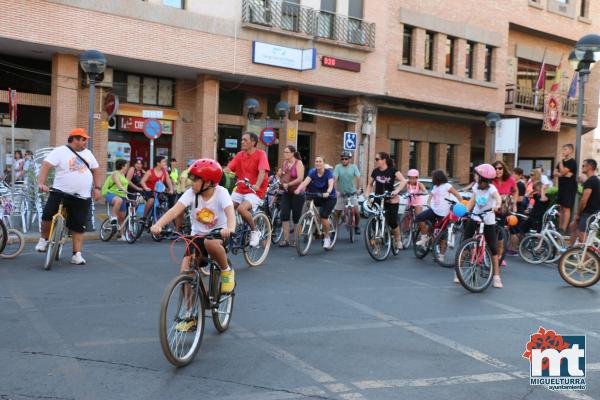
126, 157, 146, 200
553, 144, 578, 233
364, 152, 407, 250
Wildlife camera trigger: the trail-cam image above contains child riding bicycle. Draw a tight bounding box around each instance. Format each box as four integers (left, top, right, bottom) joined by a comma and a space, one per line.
151, 159, 236, 293
461, 163, 503, 287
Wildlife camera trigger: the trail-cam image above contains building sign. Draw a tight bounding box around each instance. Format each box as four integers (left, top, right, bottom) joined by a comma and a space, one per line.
543, 94, 562, 132
252, 41, 316, 71
260, 127, 277, 146
142, 109, 164, 119
322, 56, 361, 72
495, 118, 519, 154
104, 93, 119, 119
118, 116, 173, 134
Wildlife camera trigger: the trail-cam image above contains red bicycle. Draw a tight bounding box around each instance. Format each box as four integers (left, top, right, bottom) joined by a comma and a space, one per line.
455, 210, 495, 292
413, 199, 462, 267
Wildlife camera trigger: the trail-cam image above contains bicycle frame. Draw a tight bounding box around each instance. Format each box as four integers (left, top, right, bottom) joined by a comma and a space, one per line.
304, 197, 327, 237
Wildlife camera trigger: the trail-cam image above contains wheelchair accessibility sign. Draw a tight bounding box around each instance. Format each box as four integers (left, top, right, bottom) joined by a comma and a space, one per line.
343, 131, 357, 151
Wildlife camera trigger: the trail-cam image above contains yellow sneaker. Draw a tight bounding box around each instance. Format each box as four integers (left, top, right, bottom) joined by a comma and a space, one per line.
221, 269, 235, 293
175, 318, 197, 332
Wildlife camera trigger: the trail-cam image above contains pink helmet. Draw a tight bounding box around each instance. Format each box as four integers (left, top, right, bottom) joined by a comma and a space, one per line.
407, 169, 419, 177
474, 163, 496, 180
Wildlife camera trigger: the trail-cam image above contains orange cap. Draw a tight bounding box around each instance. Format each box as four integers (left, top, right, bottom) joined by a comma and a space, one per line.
69, 128, 89, 139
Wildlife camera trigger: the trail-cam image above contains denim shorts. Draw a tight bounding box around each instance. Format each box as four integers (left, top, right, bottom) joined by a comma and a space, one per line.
106, 193, 127, 212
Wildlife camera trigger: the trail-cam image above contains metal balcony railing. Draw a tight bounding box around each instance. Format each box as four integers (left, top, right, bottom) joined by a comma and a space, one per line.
242, 0, 375, 48
505, 85, 586, 119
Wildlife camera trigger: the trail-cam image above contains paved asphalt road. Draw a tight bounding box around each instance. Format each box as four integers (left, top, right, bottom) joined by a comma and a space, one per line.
0, 230, 599, 400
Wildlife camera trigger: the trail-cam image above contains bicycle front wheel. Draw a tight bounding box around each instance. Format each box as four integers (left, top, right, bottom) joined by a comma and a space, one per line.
399, 212, 413, 249
125, 217, 142, 244
295, 213, 314, 256
0, 228, 25, 259
100, 218, 115, 242
159, 274, 205, 367
326, 214, 338, 250
518, 234, 551, 264
455, 239, 493, 293
433, 229, 454, 268
44, 217, 63, 271
0, 219, 7, 254
558, 247, 600, 288
243, 212, 272, 267
345, 208, 355, 244
364, 217, 391, 262
270, 208, 283, 244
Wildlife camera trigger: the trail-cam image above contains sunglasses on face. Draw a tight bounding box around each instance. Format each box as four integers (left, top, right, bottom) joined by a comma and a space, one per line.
341, 158, 349, 161
495, 167, 503, 170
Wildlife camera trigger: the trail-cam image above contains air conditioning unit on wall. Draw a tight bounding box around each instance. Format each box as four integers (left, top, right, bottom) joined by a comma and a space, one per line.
83, 67, 114, 88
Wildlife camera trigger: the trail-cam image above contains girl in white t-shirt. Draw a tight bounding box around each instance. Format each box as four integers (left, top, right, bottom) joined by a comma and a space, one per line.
415, 170, 463, 250
461, 163, 503, 288
152, 159, 236, 295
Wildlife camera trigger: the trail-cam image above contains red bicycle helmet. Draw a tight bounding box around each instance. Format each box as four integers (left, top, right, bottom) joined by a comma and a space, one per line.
189, 159, 223, 185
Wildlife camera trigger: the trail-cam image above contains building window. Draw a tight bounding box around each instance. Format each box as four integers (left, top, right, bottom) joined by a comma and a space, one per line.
218, 89, 244, 115
163, 0, 184, 8
428, 143, 437, 176
580, 0, 588, 17
424, 31, 434, 70
445, 37, 455, 74
348, 0, 363, 45
409, 141, 417, 170
348, 0, 363, 18
446, 145, 455, 177
281, 0, 301, 32
484, 46, 493, 82
465, 41, 474, 78
402, 26, 413, 66
299, 95, 316, 122
318, 0, 336, 39
390, 139, 401, 168
516, 58, 556, 91
114, 71, 174, 107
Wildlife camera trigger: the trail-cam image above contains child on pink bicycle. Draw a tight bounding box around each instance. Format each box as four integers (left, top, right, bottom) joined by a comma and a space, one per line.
406, 169, 426, 215
461, 163, 503, 287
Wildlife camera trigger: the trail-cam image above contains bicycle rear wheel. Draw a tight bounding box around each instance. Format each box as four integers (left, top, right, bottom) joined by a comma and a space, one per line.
0, 219, 7, 254
518, 234, 551, 264
497, 225, 509, 265
243, 212, 272, 267
295, 213, 314, 256
345, 208, 355, 244
364, 217, 391, 261
159, 274, 204, 367
209, 265, 235, 332
325, 214, 338, 250
100, 218, 116, 242
455, 239, 493, 293
558, 247, 600, 288
0, 228, 25, 259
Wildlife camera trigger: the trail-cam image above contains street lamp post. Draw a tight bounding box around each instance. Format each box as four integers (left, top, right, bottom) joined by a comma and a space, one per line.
485, 112, 501, 162
569, 34, 600, 170
79, 50, 107, 152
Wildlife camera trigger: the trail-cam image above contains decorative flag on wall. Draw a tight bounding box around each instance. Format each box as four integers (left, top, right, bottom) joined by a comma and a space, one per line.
567, 72, 578, 99
533, 49, 547, 110
550, 55, 564, 92
543, 93, 561, 132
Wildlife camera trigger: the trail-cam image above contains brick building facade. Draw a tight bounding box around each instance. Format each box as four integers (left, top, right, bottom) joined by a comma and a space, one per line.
0, 0, 598, 184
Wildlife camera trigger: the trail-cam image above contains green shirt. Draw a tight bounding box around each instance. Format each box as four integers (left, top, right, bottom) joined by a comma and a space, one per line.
333, 163, 361, 195
108, 172, 128, 196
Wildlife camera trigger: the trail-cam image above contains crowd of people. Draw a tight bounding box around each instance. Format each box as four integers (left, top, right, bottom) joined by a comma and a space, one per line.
28, 128, 600, 293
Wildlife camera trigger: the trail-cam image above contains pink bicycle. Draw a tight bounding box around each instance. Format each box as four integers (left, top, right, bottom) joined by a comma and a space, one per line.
455, 210, 495, 293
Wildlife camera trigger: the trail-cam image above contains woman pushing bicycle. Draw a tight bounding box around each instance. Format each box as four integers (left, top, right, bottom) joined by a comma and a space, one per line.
151, 159, 236, 294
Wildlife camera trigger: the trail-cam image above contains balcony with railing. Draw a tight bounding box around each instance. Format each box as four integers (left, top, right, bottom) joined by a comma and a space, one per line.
242, 0, 376, 49
505, 85, 586, 119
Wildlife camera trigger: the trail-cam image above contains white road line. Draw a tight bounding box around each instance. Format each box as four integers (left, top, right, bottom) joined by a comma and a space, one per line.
339, 393, 366, 400
587, 362, 600, 371
332, 294, 514, 370
354, 371, 516, 389
268, 348, 336, 383
75, 337, 158, 347
258, 322, 392, 337
482, 299, 600, 339
324, 383, 352, 393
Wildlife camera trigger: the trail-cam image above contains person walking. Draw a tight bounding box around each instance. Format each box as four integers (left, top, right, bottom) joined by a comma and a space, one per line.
553, 144, 578, 233
35, 128, 102, 265
571, 159, 600, 243
278, 145, 305, 247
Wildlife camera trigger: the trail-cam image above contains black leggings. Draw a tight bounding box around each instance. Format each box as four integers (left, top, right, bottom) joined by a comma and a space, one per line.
384, 202, 399, 230
462, 220, 498, 256
280, 192, 304, 224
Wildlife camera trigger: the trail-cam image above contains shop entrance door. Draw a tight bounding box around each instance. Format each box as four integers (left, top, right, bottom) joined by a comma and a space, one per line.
297, 132, 312, 175
130, 138, 150, 166
217, 125, 243, 167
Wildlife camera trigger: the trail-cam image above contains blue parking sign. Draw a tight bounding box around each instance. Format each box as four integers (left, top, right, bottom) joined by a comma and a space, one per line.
343, 131, 357, 151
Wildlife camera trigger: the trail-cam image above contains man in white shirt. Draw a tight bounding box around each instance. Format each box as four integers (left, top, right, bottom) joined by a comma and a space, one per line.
537, 165, 553, 188
35, 128, 102, 265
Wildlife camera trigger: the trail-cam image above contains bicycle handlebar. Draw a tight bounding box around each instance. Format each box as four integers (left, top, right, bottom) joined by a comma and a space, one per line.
236, 179, 257, 194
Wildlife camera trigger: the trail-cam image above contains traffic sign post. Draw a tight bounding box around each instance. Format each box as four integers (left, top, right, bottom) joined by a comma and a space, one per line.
343, 131, 357, 152
260, 127, 277, 147
143, 118, 162, 167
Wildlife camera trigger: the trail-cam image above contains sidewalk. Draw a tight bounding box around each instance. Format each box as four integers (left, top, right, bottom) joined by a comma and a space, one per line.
21, 206, 109, 243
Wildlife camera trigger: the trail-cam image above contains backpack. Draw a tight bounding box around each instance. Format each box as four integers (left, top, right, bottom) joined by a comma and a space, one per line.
101, 175, 114, 197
